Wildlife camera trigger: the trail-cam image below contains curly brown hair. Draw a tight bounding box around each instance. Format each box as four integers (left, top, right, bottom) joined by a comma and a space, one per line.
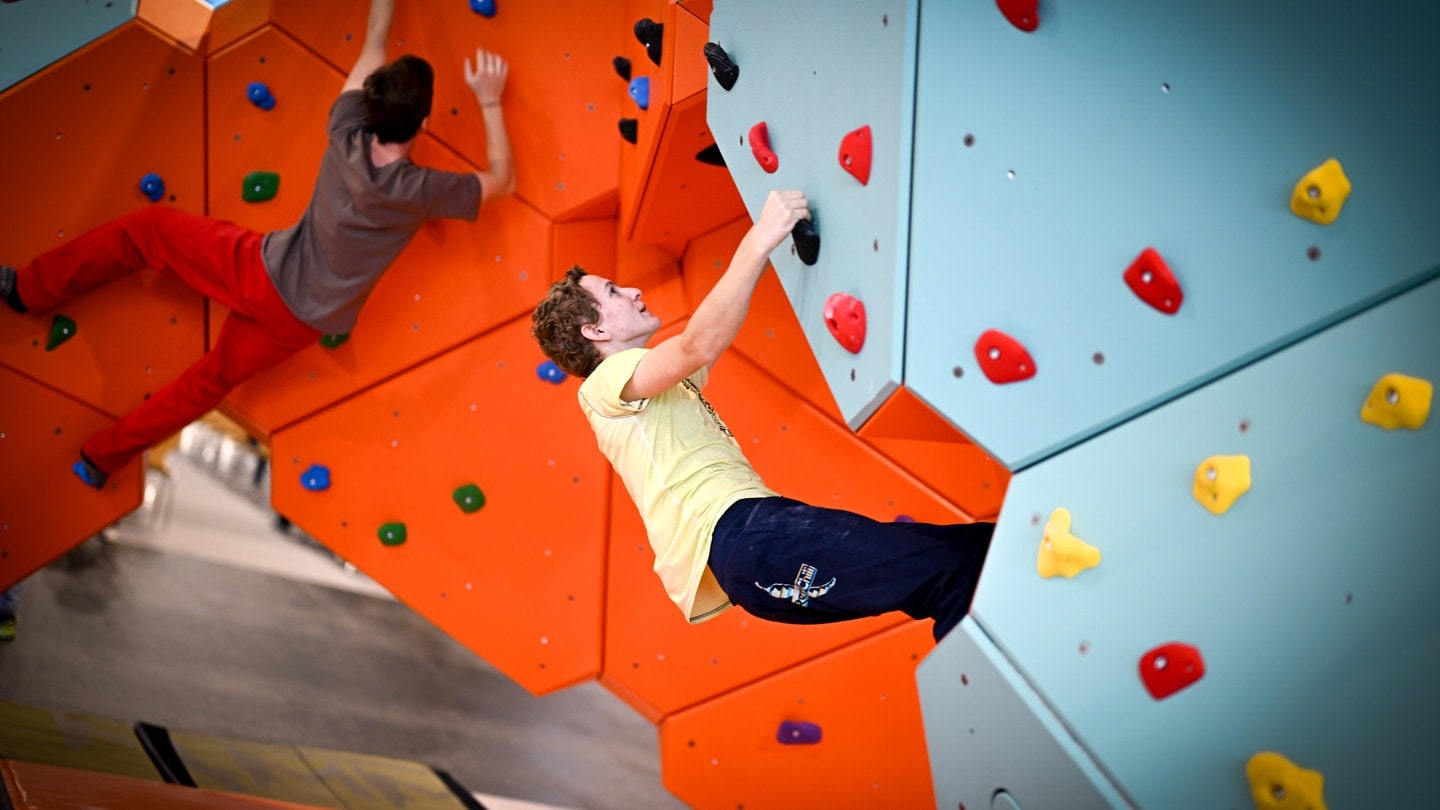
531, 266, 604, 377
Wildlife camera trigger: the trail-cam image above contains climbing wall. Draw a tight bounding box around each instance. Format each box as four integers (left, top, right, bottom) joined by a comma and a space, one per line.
703, 0, 1440, 807
1, 0, 1010, 808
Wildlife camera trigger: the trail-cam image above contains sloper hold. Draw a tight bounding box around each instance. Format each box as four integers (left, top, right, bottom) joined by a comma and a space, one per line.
973, 329, 1035, 383
838, 125, 872, 186
1246, 752, 1327, 810
628, 76, 650, 110
703, 42, 739, 91
139, 173, 165, 203
1036, 507, 1100, 579
777, 721, 821, 745
791, 219, 820, 265
748, 121, 778, 173
1193, 454, 1251, 515
1290, 158, 1351, 225
453, 483, 486, 513
1124, 247, 1183, 314
242, 171, 280, 203
618, 118, 638, 144
997, 0, 1040, 32
822, 293, 865, 354
633, 18, 663, 66
1360, 372, 1432, 430
247, 81, 276, 110
1138, 642, 1205, 700
46, 314, 77, 350
536, 360, 567, 384
300, 464, 331, 492
377, 522, 408, 546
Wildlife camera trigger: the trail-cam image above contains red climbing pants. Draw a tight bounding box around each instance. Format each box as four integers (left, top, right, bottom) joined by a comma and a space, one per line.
17, 207, 320, 474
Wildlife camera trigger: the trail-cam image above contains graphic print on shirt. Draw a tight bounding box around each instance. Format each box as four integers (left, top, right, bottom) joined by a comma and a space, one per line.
682, 378, 733, 439
756, 563, 836, 606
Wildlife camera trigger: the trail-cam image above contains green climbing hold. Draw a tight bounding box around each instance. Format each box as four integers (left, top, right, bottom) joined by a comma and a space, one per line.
46, 314, 77, 351
452, 483, 486, 514
319, 332, 350, 349
377, 521, 408, 546
242, 171, 280, 202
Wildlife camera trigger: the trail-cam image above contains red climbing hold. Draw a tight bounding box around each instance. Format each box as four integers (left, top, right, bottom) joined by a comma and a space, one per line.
749, 121, 779, 174
1124, 247, 1184, 315
973, 329, 1035, 384
1139, 642, 1205, 700
838, 125, 872, 186
823, 293, 866, 354
996, 0, 1039, 32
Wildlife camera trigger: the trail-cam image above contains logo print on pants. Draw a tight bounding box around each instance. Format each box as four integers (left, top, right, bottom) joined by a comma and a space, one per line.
756, 563, 835, 606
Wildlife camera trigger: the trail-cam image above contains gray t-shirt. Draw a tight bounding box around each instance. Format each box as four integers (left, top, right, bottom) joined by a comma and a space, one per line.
262, 90, 481, 334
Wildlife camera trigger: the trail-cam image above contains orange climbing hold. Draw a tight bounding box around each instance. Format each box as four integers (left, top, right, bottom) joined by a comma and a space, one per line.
748, 121, 778, 174
838, 125, 872, 186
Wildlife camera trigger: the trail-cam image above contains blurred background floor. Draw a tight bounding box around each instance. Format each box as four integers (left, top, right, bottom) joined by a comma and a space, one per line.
0, 421, 687, 810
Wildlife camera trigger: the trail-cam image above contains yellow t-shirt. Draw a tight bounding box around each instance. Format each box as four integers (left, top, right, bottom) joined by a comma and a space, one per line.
579, 348, 778, 623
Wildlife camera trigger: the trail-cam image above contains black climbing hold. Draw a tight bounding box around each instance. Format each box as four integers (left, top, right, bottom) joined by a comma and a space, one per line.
46, 314, 77, 350
619, 118, 638, 144
319, 332, 350, 349
792, 219, 820, 266
633, 18, 663, 66
703, 42, 738, 91
695, 143, 725, 166
612, 56, 631, 81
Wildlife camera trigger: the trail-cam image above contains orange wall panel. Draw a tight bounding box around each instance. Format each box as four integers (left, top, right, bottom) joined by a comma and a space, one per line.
618, 0, 676, 239
0, 367, 143, 591
659, 622, 938, 810
207, 0, 274, 55
206, 27, 340, 235
137, 0, 215, 53
629, 93, 744, 253
671, 5, 710, 104
684, 217, 843, 423
224, 188, 553, 438
859, 386, 1010, 520
270, 320, 608, 696
553, 218, 619, 284
0, 22, 208, 420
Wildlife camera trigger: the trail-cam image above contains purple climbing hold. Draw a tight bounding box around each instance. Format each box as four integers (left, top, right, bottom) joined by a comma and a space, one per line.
777, 720, 822, 745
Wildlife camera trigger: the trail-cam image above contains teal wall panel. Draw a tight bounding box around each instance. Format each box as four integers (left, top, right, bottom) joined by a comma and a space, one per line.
955, 275, 1440, 808
906, 0, 1440, 470
0, 0, 136, 92
707, 0, 917, 429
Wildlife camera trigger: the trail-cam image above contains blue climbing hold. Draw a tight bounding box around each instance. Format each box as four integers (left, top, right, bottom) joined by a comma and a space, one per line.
537, 360, 567, 384
301, 463, 331, 492
628, 76, 650, 110
247, 81, 276, 110
777, 721, 822, 745
139, 173, 165, 202
469, 0, 496, 17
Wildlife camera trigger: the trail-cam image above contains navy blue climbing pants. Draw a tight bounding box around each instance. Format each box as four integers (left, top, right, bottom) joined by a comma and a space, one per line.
708, 497, 994, 641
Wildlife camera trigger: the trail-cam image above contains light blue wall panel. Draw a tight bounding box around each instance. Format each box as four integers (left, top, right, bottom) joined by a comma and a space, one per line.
918, 618, 1130, 809
708, 0, 916, 429
967, 275, 1440, 808
0, 0, 136, 92
907, 0, 1440, 469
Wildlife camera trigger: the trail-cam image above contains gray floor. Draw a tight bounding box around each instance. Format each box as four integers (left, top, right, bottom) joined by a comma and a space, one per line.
0, 431, 688, 810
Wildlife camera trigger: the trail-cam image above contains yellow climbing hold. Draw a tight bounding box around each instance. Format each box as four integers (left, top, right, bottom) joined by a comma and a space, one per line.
1360, 373, 1432, 430
1245, 751, 1327, 810
1193, 455, 1251, 515
1037, 508, 1101, 579
1290, 158, 1350, 225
